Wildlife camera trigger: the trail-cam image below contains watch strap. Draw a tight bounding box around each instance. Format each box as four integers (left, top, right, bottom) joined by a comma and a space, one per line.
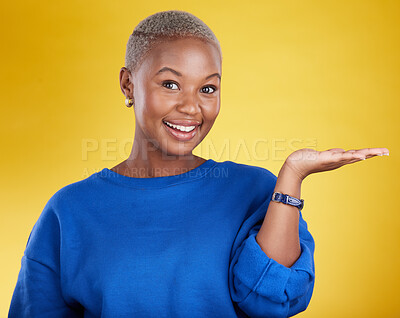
271, 192, 304, 210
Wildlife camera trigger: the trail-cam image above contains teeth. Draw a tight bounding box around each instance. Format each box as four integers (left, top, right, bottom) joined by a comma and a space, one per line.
164, 121, 196, 132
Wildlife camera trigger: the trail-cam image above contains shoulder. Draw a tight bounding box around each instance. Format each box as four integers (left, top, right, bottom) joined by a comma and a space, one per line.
215, 160, 277, 190
43, 172, 99, 216
213, 161, 278, 218
24, 173, 97, 263
219, 160, 276, 180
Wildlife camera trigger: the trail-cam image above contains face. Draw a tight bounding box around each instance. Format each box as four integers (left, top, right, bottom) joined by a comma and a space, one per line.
123, 37, 222, 159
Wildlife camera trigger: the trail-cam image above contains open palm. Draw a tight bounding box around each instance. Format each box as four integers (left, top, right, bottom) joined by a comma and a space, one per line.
283, 147, 389, 181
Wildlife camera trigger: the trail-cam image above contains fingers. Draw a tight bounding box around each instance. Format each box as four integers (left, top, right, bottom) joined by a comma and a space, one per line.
328, 147, 389, 162
331, 150, 365, 161
351, 147, 389, 158
326, 148, 345, 153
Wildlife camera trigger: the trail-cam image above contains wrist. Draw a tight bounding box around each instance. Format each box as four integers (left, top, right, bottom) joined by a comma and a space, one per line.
271, 192, 304, 211
281, 160, 307, 183
273, 162, 303, 201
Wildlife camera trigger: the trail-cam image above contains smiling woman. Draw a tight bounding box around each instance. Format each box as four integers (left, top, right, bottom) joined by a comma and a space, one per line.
8, 9, 388, 318
120, 36, 222, 162
110, 19, 223, 177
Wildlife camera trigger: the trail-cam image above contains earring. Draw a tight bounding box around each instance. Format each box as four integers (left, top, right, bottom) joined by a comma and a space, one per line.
125, 97, 134, 107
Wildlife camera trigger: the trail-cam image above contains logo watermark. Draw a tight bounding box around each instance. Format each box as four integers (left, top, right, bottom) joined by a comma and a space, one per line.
80, 137, 318, 178
81, 137, 318, 162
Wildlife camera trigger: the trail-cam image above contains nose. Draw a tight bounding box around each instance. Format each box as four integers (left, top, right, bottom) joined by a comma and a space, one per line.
176, 89, 201, 115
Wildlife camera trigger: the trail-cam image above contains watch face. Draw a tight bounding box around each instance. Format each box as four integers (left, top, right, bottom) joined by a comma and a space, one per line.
287, 196, 300, 205
271, 192, 303, 211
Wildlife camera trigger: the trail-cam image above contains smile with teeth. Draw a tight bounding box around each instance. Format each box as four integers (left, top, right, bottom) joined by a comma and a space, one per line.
163, 121, 196, 132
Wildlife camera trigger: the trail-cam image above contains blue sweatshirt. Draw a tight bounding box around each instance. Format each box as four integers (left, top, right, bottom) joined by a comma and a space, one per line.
9, 159, 315, 318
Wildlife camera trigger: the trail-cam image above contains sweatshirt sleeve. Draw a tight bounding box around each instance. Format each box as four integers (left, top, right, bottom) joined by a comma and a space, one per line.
228, 196, 315, 318
8, 198, 83, 317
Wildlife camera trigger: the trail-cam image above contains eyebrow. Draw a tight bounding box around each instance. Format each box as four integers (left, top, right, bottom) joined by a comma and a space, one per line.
155, 66, 221, 80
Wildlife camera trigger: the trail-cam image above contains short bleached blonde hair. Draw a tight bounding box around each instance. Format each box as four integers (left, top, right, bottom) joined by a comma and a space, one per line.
125, 10, 222, 74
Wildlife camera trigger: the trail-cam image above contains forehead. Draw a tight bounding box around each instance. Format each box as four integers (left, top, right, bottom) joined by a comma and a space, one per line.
141, 38, 221, 75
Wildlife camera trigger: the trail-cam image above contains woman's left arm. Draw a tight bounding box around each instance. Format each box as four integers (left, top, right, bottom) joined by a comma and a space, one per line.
256, 147, 389, 267
230, 147, 388, 318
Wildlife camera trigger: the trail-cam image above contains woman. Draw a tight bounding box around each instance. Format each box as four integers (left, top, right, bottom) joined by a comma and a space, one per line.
9, 10, 388, 318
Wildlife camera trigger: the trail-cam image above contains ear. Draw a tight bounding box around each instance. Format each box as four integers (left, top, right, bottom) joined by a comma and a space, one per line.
119, 67, 134, 100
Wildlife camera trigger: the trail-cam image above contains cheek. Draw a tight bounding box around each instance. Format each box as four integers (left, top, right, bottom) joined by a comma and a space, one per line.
145, 90, 177, 117
202, 99, 220, 122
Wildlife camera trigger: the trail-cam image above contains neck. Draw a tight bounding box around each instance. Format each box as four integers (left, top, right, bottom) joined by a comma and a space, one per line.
117, 132, 205, 178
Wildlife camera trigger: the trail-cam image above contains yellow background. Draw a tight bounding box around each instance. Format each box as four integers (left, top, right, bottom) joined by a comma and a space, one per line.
1, 0, 399, 317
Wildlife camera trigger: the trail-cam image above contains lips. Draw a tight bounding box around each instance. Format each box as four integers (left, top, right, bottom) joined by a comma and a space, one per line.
162, 120, 200, 141
163, 119, 202, 126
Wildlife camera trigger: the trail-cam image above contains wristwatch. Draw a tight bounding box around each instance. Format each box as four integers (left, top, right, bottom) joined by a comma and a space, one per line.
271, 192, 304, 211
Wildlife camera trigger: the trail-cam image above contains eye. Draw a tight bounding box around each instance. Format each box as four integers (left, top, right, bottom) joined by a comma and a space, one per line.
201, 86, 217, 94
162, 81, 179, 90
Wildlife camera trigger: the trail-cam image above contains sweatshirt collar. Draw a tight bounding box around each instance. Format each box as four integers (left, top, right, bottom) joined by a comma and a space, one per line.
96, 159, 217, 189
